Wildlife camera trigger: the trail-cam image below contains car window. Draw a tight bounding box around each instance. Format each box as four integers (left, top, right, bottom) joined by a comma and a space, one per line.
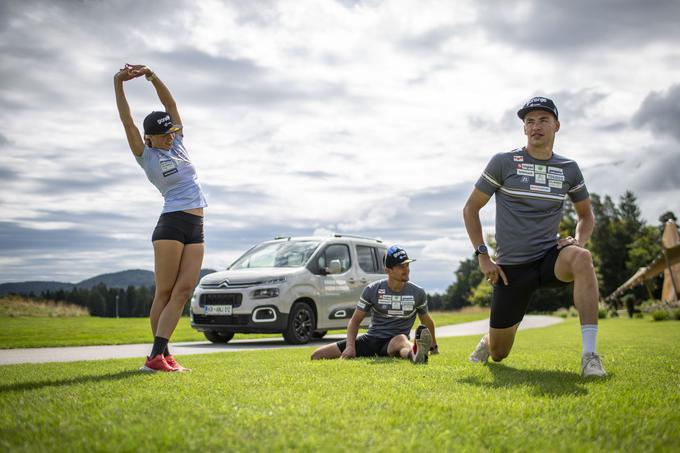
230, 240, 320, 269
318, 244, 351, 273
357, 245, 376, 273
373, 247, 387, 274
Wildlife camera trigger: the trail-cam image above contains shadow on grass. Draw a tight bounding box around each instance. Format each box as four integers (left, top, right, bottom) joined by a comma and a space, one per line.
0, 370, 142, 394
459, 363, 612, 397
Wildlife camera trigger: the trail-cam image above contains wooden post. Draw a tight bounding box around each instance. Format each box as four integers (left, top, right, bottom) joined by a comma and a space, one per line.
661, 220, 680, 302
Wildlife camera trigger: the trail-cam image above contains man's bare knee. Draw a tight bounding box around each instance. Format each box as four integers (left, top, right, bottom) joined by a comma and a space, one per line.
310, 345, 340, 360
490, 350, 509, 362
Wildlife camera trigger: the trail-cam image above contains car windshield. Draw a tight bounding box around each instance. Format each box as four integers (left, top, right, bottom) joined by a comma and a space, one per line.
230, 241, 321, 269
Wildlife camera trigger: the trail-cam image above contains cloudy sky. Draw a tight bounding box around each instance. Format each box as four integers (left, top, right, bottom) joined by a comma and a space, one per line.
1, 0, 679, 292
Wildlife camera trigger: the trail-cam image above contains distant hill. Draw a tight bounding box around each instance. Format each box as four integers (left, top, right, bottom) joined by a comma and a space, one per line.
0, 268, 218, 296
77, 269, 155, 289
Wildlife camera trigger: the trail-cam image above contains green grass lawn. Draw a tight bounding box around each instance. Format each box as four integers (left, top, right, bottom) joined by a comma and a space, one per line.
0, 309, 490, 349
1, 317, 678, 452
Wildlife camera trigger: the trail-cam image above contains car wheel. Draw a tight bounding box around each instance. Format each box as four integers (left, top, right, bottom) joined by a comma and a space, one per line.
282, 303, 316, 344
204, 331, 235, 343
312, 330, 328, 339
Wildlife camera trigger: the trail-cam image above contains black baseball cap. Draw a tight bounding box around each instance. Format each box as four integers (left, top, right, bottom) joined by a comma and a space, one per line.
143, 111, 180, 135
384, 245, 416, 268
517, 97, 559, 120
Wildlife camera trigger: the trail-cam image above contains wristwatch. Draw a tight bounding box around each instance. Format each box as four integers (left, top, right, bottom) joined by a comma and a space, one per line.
145, 72, 156, 81
475, 244, 489, 256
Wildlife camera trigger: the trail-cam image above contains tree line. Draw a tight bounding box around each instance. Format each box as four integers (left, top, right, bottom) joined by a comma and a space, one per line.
433, 190, 676, 312
26, 284, 159, 318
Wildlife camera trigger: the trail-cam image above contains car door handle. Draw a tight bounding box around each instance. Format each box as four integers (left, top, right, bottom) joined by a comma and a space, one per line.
347, 278, 356, 284
360, 278, 368, 283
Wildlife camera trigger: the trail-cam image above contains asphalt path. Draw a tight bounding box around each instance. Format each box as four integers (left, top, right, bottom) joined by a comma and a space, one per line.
0, 315, 563, 366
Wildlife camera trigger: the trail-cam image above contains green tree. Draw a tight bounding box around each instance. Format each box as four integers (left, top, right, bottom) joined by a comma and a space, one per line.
442, 257, 483, 309
468, 280, 492, 307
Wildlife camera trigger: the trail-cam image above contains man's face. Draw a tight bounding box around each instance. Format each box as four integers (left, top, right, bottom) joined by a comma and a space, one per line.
523, 110, 560, 147
386, 262, 410, 283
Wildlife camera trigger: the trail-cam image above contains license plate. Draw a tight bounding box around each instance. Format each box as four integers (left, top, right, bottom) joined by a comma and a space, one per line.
204, 305, 232, 315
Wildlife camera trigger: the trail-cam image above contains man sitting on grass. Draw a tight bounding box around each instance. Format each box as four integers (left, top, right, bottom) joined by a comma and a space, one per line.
311, 246, 437, 363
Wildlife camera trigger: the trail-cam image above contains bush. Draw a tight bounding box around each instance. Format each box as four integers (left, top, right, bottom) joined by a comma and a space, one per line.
554, 307, 569, 318
673, 308, 680, 321
598, 307, 608, 319
633, 312, 644, 319
651, 310, 671, 321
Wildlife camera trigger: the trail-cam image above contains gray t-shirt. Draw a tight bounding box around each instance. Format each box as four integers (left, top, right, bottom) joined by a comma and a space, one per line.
135, 133, 208, 214
475, 147, 589, 265
356, 279, 428, 339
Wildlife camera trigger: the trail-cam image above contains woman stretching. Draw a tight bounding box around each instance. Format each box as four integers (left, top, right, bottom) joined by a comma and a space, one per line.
114, 64, 207, 372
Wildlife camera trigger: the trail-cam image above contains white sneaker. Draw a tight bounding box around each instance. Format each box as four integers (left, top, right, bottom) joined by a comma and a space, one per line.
581, 352, 606, 377
469, 334, 490, 364
411, 325, 432, 364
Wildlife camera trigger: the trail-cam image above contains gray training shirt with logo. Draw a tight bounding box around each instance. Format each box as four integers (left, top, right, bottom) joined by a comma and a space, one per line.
475, 147, 589, 265
356, 279, 428, 339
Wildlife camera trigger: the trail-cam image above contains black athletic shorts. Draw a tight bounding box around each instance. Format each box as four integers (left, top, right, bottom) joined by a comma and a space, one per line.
336, 334, 393, 357
490, 246, 571, 329
151, 211, 204, 244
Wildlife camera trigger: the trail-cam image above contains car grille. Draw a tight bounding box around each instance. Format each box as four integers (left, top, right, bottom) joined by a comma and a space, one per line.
199, 293, 243, 307
201, 280, 262, 289
192, 314, 251, 325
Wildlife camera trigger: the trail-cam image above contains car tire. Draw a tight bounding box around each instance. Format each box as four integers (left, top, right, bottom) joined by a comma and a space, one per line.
282, 303, 316, 344
204, 331, 235, 343
312, 330, 328, 339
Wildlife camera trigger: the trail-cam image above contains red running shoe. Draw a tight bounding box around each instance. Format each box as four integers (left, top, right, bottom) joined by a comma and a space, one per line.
140, 354, 175, 372
165, 355, 191, 372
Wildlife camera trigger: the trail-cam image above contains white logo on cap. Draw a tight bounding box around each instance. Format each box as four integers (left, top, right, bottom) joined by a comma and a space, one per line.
156, 115, 171, 125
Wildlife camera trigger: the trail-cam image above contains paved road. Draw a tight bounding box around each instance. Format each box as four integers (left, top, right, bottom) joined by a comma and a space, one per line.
0, 315, 563, 366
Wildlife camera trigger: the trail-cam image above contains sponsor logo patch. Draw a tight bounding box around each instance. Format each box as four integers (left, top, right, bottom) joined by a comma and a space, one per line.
521, 176, 529, 183
535, 165, 547, 174
517, 168, 535, 177
547, 173, 565, 181
530, 184, 551, 193
535, 174, 546, 184
160, 158, 178, 177
387, 310, 404, 316
549, 180, 563, 189
518, 163, 534, 170
513, 155, 524, 162
548, 166, 564, 174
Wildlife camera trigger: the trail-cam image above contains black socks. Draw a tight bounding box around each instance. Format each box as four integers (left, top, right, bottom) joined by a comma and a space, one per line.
150, 336, 169, 358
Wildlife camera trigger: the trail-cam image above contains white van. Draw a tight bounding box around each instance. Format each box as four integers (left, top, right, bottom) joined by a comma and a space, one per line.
190, 235, 387, 344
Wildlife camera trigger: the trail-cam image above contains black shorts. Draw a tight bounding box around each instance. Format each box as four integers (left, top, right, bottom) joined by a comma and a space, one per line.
151, 211, 204, 244
490, 246, 571, 329
336, 334, 393, 357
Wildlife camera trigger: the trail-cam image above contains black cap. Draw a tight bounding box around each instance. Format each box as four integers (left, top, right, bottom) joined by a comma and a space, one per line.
143, 111, 180, 135
384, 245, 416, 268
517, 97, 559, 120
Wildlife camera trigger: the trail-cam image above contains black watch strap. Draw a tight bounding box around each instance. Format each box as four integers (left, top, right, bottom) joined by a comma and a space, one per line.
475, 244, 488, 256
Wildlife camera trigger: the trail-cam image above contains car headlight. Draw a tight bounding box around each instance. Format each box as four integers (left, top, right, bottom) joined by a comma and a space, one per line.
252, 288, 280, 299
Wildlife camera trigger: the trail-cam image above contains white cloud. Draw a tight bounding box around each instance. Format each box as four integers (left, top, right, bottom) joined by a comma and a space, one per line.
1, 0, 678, 292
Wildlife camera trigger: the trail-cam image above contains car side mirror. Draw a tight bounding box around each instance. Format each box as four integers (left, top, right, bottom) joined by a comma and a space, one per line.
328, 259, 342, 275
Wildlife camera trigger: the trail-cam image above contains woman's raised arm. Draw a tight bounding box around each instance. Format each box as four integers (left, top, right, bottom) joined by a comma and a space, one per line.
114, 67, 145, 156
127, 64, 183, 133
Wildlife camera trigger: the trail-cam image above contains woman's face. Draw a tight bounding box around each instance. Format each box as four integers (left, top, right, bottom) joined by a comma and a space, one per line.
148, 132, 175, 150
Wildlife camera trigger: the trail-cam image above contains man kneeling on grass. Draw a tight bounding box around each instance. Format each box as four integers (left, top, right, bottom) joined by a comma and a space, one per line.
311, 246, 437, 363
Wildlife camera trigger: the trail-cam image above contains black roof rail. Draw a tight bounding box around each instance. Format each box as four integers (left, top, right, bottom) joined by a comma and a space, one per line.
273, 236, 291, 241
333, 233, 383, 243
